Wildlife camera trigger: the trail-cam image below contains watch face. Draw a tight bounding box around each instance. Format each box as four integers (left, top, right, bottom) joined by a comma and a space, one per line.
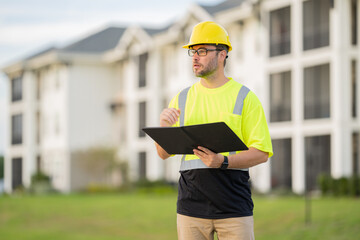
221, 157, 229, 169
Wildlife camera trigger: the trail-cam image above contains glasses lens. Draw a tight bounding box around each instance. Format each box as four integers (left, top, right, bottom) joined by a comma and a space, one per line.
188, 48, 211, 57
198, 49, 207, 56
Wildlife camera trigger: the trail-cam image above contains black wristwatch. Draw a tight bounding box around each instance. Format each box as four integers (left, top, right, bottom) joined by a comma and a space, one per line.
220, 155, 229, 170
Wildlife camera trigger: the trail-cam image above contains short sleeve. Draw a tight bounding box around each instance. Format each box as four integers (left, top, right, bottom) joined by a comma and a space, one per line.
241, 92, 273, 157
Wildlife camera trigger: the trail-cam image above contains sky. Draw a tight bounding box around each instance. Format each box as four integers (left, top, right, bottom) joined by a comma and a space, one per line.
0, 0, 224, 154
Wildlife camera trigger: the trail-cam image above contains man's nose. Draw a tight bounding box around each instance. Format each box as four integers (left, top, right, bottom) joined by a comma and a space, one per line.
192, 52, 200, 60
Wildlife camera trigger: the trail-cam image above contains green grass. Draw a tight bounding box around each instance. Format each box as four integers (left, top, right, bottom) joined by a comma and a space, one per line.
254, 196, 360, 240
0, 193, 359, 240
0, 193, 177, 240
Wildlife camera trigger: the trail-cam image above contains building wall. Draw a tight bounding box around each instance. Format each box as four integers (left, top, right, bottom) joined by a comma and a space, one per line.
67, 63, 116, 150
66, 62, 119, 191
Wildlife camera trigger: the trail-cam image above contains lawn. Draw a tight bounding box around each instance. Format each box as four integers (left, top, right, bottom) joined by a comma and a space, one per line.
0, 193, 359, 240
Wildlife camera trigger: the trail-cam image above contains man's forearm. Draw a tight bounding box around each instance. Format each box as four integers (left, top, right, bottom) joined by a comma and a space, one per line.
155, 142, 171, 160
228, 147, 269, 169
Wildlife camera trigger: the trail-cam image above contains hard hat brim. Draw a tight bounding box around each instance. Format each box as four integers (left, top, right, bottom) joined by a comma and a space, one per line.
182, 43, 232, 52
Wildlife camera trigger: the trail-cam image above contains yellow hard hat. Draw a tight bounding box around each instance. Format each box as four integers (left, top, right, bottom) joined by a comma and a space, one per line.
182, 21, 232, 52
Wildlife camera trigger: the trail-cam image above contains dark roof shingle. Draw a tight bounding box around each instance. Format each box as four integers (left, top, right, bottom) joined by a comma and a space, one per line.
61, 27, 126, 53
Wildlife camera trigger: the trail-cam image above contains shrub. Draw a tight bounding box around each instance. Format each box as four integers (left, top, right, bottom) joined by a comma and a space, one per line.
317, 174, 360, 197
318, 174, 332, 195
333, 177, 350, 196
30, 171, 55, 195
31, 171, 50, 183
348, 176, 360, 197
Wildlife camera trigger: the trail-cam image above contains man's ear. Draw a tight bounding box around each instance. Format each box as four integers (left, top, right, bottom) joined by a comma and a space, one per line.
219, 50, 227, 61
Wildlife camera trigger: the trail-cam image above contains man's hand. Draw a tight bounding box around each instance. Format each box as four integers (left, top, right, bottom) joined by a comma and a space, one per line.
156, 108, 180, 160
193, 146, 224, 168
160, 108, 180, 127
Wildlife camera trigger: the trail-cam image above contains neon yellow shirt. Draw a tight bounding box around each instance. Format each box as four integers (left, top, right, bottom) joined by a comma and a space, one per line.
169, 78, 273, 160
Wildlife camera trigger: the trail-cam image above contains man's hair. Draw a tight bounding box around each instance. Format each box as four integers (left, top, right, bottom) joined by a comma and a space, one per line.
210, 44, 228, 67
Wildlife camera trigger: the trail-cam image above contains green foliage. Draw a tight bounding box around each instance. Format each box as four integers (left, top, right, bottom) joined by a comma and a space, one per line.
348, 176, 360, 196
318, 174, 360, 197
29, 171, 55, 195
317, 174, 332, 195
31, 171, 50, 183
0, 155, 4, 179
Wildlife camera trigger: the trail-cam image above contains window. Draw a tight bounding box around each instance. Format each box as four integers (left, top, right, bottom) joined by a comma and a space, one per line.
352, 60, 357, 118
305, 135, 331, 191
269, 6, 291, 57
139, 53, 148, 88
11, 76, 22, 102
351, 0, 358, 46
11, 114, 23, 145
303, 0, 331, 50
304, 64, 330, 119
139, 101, 146, 137
353, 133, 360, 177
271, 138, 292, 190
270, 71, 291, 122
138, 152, 147, 180
12, 158, 23, 190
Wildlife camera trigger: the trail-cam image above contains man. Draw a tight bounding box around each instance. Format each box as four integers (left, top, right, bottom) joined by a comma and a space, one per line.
155, 21, 273, 240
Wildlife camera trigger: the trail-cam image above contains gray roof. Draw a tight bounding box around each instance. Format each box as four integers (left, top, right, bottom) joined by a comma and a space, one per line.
61, 26, 126, 53
143, 23, 172, 36
200, 0, 245, 15
24, 46, 58, 61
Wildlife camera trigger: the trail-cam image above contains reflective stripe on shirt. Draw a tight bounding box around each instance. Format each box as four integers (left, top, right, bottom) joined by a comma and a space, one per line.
178, 85, 250, 171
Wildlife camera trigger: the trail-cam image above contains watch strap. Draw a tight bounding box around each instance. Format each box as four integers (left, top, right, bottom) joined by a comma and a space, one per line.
220, 155, 229, 170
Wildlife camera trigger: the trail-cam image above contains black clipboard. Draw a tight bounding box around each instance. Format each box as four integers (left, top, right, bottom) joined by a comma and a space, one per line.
142, 122, 248, 154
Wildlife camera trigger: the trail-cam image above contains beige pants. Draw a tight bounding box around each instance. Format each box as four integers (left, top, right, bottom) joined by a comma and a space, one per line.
177, 214, 255, 240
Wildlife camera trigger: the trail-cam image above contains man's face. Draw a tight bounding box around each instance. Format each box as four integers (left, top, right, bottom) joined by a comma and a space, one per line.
191, 45, 219, 78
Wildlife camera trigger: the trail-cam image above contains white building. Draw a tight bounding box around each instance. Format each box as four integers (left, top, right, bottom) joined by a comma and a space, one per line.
2, 27, 127, 192
2, 0, 360, 194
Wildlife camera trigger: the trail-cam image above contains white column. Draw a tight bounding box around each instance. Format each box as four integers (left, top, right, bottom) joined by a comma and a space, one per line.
331, 0, 352, 178
23, 71, 37, 188
4, 77, 11, 192
292, 0, 305, 194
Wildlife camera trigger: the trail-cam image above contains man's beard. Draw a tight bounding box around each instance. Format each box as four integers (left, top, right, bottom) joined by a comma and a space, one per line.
194, 56, 218, 78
